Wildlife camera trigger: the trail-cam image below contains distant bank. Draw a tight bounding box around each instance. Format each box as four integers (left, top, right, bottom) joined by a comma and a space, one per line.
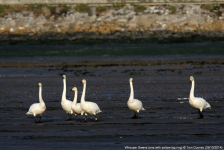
0, 2, 224, 44
0, 0, 224, 5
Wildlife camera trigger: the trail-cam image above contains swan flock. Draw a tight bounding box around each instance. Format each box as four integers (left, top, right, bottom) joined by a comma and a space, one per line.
26, 75, 212, 123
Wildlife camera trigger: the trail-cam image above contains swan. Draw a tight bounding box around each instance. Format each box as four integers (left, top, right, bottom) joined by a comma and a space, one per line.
71, 87, 84, 121
127, 78, 146, 119
189, 76, 211, 118
81, 79, 102, 122
26, 83, 46, 123
61, 75, 73, 120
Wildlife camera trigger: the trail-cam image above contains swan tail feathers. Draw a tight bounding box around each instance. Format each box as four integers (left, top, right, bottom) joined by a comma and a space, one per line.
141, 107, 146, 111
205, 103, 211, 109
97, 110, 103, 113
26, 112, 32, 115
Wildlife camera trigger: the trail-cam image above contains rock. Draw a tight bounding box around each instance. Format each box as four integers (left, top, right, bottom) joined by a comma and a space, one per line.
97, 17, 102, 21
117, 18, 127, 23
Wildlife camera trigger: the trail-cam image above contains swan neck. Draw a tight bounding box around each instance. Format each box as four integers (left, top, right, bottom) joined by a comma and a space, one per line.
81, 83, 86, 103
62, 78, 66, 101
73, 90, 78, 104
129, 82, 134, 101
39, 86, 44, 104
190, 80, 195, 99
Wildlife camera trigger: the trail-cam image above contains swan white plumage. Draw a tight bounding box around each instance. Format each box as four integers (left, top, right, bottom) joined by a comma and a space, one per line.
189, 76, 211, 118
71, 87, 84, 121
61, 75, 73, 120
81, 79, 102, 122
127, 78, 146, 119
26, 83, 46, 123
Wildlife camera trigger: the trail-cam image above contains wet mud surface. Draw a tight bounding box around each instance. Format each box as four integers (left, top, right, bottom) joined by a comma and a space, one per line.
1, 63, 224, 149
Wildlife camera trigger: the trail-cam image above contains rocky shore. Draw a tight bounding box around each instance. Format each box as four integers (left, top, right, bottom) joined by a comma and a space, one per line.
0, 3, 224, 44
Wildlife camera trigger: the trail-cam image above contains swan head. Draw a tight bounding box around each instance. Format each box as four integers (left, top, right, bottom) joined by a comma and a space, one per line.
81, 79, 86, 84
71, 87, 77, 91
190, 76, 194, 82
38, 83, 42, 87
62, 75, 66, 79
129, 78, 133, 82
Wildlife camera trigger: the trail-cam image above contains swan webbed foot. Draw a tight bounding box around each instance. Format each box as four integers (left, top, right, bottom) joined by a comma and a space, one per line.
131, 115, 137, 119
131, 112, 137, 119
198, 114, 204, 119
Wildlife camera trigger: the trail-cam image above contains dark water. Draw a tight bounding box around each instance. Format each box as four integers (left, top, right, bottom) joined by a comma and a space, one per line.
0, 42, 224, 63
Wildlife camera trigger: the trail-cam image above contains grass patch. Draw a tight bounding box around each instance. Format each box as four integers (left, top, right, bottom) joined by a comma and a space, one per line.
75, 4, 90, 12
202, 4, 214, 11
169, 6, 176, 14
112, 3, 125, 9
0, 4, 24, 16
96, 6, 107, 13
134, 5, 146, 12
0, 4, 72, 17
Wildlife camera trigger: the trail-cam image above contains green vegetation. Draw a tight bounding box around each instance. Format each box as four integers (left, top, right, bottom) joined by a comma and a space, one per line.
182, 12, 187, 14
202, 4, 214, 11
169, 6, 176, 14
96, 6, 107, 13
0, 4, 72, 17
74, 4, 90, 12
134, 5, 146, 12
112, 3, 125, 9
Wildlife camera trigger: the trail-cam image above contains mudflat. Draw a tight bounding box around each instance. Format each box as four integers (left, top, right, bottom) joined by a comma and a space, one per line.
0, 43, 224, 149
1, 64, 224, 149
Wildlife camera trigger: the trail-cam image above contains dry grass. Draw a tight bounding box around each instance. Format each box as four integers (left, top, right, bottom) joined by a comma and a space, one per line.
0, 4, 72, 17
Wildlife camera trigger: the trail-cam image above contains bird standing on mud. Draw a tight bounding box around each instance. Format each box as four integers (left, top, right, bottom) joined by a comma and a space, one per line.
61, 75, 73, 120
71, 87, 84, 121
26, 83, 46, 123
127, 78, 146, 119
80, 79, 102, 122
189, 76, 211, 118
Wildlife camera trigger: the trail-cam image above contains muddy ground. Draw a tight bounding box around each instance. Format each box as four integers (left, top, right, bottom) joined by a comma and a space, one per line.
0, 61, 224, 149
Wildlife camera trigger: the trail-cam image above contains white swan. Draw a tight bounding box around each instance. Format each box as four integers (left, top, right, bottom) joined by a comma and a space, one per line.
26, 83, 46, 123
71, 87, 84, 121
81, 79, 102, 122
61, 75, 73, 120
127, 78, 146, 119
189, 76, 211, 118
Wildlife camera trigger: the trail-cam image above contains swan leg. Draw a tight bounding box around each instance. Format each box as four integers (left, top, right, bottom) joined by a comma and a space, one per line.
136, 113, 138, 118
198, 109, 203, 119
131, 112, 137, 119
34, 116, 37, 123
75, 114, 77, 122
95, 115, 97, 122
65, 113, 72, 121
84, 114, 87, 122
38, 115, 42, 123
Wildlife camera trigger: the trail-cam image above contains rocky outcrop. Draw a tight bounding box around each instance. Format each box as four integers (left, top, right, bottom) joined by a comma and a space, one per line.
0, 4, 224, 43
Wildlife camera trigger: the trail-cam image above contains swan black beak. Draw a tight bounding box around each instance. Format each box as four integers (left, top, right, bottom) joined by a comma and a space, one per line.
70, 89, 73, 91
